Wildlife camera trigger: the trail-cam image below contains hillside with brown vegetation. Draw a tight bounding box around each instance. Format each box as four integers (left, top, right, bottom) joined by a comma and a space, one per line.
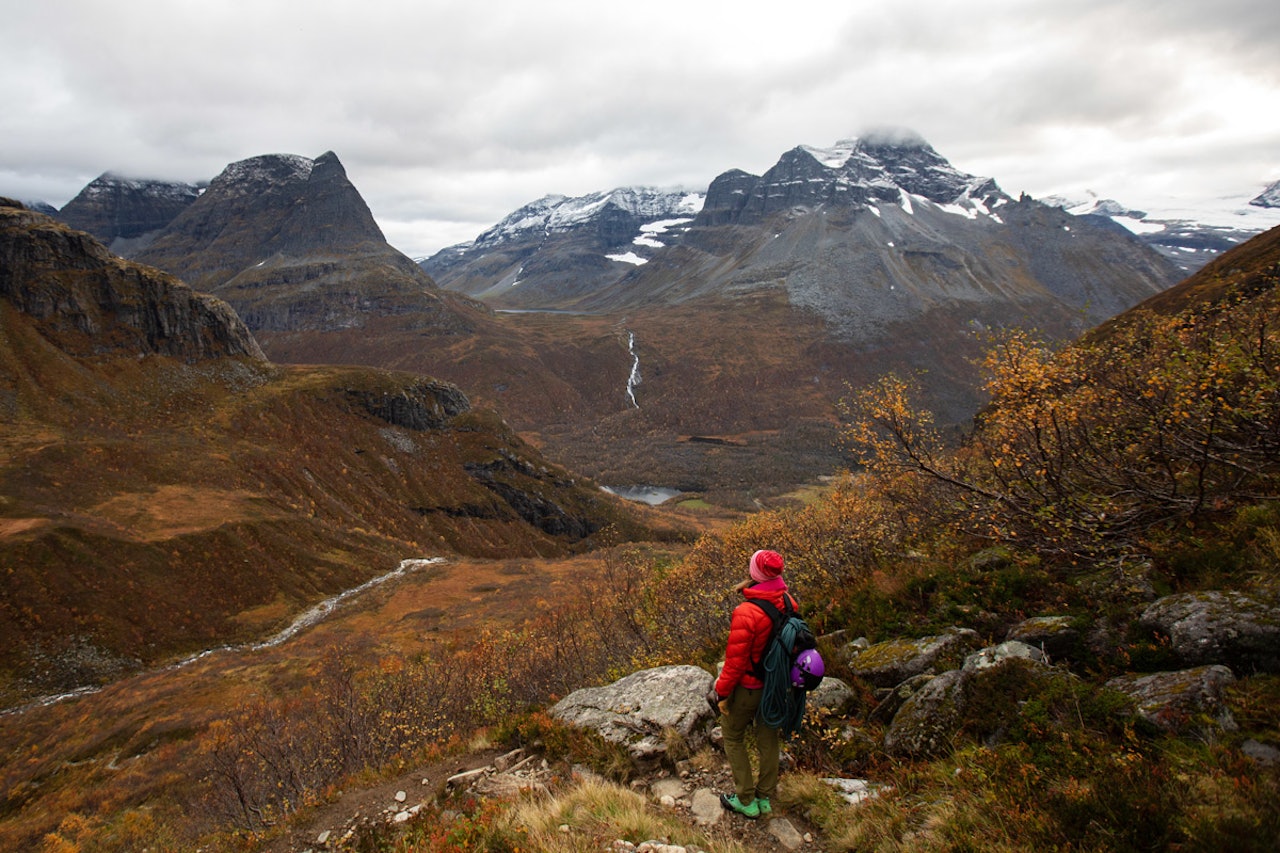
3, 226, 1275, 852
0, 200, 681, 708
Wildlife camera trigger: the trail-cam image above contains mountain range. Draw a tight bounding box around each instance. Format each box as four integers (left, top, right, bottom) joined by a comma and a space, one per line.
35, 133, 1190, 503
424, 131, 1176, 331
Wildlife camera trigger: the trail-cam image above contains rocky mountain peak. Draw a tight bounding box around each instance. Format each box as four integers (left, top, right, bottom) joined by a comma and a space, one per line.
128, 150, 475, 334
699, 130, 1009, 228
57, 171, 203, 254
209, 152, 315, 197
133, 150, 388, 290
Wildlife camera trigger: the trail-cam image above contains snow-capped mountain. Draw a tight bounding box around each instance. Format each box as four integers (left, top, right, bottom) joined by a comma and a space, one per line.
560, 133, 1176, 339
1045, 187, 1280, 274
420, 187, 704, 307
698, 129, 1009, 227
57, 172, 203, 255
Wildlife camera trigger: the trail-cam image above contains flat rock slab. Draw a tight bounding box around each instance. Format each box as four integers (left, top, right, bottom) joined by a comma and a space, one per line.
768, 817, 806, 850
550, 665, 715, 760
690, 788, 722, 826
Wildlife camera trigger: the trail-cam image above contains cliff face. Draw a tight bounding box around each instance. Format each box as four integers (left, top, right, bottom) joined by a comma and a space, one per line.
0, 199, 264, 361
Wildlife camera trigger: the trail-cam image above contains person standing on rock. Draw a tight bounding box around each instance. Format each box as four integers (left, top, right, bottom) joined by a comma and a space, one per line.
707, 548, 796, 819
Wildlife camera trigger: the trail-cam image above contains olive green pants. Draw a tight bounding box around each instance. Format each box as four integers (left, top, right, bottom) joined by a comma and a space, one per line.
721, 685, 781, 804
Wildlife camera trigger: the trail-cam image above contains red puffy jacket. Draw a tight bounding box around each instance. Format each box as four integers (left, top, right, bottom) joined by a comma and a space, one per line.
714, 582, 798, 698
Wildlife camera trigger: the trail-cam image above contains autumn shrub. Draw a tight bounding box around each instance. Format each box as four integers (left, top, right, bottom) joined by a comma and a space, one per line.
841, 283, 1280, 560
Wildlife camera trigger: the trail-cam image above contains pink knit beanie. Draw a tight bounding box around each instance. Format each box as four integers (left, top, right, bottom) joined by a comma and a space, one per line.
749, 549, 785, 583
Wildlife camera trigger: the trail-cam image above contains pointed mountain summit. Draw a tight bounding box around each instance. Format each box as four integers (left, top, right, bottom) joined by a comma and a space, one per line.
57, 172, 203, 256
133, 151, 479, 333
421, 186, 704, 308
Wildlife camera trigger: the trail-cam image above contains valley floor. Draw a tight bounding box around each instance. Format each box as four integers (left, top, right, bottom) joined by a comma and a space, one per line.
0, 546, 696, 849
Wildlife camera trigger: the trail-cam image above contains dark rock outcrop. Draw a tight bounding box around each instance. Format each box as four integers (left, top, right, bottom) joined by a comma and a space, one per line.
347, 382, 471, 431
1005, 616, 1083, 660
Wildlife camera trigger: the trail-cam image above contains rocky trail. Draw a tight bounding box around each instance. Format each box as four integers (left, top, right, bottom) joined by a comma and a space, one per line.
264, 741, 828, 853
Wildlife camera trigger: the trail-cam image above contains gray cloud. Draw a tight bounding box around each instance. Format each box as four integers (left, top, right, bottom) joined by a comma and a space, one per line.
3, 0, 1278, 259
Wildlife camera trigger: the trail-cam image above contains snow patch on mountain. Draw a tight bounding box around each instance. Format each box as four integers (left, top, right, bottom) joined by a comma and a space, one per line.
607, 251, 648, 265
80, 173, 204, 202
800, 139, 861, 169
1044, 187, 1280, 273
1251, 179, 1280, 209
215, 154, 316, 194
471, 187, 704, 250
635, 217, 695, 247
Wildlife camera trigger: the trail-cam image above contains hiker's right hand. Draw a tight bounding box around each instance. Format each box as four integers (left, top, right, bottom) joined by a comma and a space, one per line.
706, 688, 723, 716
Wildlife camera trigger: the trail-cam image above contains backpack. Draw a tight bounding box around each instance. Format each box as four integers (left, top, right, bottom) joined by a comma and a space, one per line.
748, 596, 821, 738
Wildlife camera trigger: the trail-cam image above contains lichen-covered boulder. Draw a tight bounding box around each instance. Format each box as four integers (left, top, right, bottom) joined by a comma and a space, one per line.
883, 649, 1061, 758
550, 665, 715, 761
882, 669, 967, 757
845, 628, 982, 687
869, 672, 936, 724
808, 676, 856, 714
1106, 665, 1238, 736
963, 640, 1047, 672
1139, 591, 1280, 672
1005, 615, 1082, 661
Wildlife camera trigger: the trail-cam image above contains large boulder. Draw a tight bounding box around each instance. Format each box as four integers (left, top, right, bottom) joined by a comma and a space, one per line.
963, 640, 1047, 672
1139, 591, 1280, 673
881, 669, 968, 758
807, 676, 856, 714
844, 628, 982, 687
1106, 665, 1238, 736
550, 665, 715, 761
883, 645, 1061, 758
1005, 615, 1082, 661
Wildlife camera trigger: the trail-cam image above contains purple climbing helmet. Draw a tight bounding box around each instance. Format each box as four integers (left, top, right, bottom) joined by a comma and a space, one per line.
791, 648, 825, 690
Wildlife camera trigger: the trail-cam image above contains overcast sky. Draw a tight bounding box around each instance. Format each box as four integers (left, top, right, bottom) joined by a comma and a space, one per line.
3, 0, 1279, 259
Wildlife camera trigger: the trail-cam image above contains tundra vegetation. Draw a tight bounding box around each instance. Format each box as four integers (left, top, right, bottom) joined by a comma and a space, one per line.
15, 266, 1280, 851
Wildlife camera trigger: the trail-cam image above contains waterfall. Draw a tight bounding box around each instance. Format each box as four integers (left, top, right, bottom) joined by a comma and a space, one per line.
626, 331, 641, 408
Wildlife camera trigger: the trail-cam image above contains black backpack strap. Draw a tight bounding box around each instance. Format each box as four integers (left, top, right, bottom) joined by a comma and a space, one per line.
746, 597, 794, 678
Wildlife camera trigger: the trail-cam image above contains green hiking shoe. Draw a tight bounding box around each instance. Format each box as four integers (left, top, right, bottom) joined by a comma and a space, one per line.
719, 793, 760, 818
756, 798, 772, 816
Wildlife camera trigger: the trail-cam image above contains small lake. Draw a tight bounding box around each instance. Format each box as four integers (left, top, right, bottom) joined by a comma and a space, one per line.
601, 485, 683, 505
